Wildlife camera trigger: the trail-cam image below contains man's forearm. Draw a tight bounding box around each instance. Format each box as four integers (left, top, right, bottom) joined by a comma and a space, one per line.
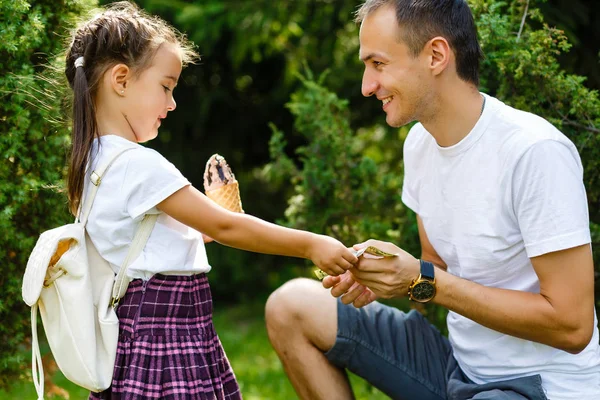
433, 268, 593, 354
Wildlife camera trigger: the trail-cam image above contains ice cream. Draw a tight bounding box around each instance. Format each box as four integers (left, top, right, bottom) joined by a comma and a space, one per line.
203, 154, 244, 213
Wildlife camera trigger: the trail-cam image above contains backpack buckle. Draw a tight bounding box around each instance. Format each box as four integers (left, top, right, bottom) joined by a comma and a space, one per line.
91, 171, 101, 186
110, 297, 120, 309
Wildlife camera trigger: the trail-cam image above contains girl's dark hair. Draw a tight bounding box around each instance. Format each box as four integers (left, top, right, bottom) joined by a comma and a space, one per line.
355, 0, 484, 86
64, 1, 197, 215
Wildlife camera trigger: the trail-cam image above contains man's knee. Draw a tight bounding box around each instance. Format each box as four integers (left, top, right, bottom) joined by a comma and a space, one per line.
265, 278, 338, 349
266, 278, 320, 328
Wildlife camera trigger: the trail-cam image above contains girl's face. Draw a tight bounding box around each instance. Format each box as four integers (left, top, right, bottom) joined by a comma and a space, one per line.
121, 43, 182, 143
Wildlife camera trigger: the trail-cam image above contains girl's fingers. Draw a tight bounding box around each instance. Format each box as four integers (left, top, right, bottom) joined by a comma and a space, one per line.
342, 248, 359, 265
332, 265, 346, 275
340, 257, 355, 271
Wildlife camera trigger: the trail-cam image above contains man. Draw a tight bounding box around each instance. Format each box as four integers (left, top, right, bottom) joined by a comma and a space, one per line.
265, 0, 600, 399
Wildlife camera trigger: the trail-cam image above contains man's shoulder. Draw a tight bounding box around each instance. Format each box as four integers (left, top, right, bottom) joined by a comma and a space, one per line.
486, 96, 575, 157
489, 96, 559, 138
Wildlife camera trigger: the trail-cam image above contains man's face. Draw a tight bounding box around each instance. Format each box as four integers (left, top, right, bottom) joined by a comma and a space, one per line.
359, 5, 431, 127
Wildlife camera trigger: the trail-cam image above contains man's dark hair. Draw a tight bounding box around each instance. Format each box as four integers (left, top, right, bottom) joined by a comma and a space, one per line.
356, 0, 484, 86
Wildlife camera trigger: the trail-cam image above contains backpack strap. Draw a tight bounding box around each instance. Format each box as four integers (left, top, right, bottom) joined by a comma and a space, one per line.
77, 145, 160, 302
111, 213, 158, 304
78, 147, 136, 225
31, 304, 44, 400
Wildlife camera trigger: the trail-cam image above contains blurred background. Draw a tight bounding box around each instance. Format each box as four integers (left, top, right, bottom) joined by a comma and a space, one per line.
1, 0, 599, 398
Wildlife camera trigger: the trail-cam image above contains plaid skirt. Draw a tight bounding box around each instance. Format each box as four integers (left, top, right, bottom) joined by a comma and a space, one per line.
89, 273, 241, 400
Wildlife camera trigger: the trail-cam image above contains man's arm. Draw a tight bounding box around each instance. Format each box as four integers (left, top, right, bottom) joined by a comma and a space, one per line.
351, 218, 596, 354
415, 214, 595, 353
433, 242, 595, 354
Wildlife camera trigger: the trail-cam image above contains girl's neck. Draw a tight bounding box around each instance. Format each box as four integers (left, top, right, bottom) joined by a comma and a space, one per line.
95, 99, 138, 143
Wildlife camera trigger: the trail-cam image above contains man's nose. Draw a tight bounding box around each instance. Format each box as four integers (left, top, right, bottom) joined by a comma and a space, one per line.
361, 70, 378, 97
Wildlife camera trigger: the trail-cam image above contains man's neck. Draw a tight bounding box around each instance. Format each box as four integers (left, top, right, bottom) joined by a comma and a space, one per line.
420, 84, 484, 148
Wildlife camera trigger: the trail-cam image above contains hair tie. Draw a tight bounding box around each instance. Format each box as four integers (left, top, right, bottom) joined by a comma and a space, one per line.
74, 56, 85, 69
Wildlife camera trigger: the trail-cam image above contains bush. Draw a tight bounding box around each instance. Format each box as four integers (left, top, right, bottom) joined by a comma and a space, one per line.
0, 0, 96, 388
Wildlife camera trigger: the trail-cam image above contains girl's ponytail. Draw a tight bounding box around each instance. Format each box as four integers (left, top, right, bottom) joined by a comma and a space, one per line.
67, 57, 98, 216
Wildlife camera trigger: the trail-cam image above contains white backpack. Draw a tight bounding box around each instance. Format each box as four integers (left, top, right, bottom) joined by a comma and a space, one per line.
21, 148, 157, 399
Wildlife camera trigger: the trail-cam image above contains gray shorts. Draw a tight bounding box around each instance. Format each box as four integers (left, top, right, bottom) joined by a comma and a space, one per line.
324, 299, 548, 400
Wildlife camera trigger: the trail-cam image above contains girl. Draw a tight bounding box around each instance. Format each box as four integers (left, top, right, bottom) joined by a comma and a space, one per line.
64, 2, 357, 399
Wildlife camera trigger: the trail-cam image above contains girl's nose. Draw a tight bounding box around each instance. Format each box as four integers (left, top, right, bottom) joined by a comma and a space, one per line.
168, 97, 176, 112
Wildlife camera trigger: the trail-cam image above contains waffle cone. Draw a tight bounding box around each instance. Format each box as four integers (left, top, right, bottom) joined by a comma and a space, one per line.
206, 181, 244, 213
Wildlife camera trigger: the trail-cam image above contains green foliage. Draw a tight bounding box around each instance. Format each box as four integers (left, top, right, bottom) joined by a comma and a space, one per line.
264, 0, 600, 328
0, 0, 96, 389
264, 68, 419, 256
121, 0, 380, 304
127, 0, 599, 312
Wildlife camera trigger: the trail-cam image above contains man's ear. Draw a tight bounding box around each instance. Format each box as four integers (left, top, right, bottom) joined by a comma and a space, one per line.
426, 36, 451, 77
109, 64, 131, 96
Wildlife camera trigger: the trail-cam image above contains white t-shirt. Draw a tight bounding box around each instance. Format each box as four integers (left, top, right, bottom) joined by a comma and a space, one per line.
84, 135, 211, 279
402, 94, 600, 399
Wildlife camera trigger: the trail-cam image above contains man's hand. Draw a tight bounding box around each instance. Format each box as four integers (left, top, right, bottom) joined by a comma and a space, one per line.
323, 270, 378, 308
350, 239, 420, 299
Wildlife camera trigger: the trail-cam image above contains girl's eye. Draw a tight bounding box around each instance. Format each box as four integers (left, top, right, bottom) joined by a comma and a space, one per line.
162, 85, 171, 92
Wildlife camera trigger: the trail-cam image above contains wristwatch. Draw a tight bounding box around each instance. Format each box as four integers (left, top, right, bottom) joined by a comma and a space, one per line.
407, 260, 436, 303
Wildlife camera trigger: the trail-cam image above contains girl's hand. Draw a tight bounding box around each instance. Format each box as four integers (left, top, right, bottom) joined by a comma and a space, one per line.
323, 271, 378, 308
309, 235, 358, 276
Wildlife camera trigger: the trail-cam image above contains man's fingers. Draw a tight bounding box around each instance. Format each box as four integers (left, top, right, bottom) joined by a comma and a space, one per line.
352, 239, 374, 251
329, 274, 355, 298
322, 275, 341, 289
353, 289, 377, 308
341, 283, 367, 305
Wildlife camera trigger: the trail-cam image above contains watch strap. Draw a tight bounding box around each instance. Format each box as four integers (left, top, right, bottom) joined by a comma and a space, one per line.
420, 260, 435, 280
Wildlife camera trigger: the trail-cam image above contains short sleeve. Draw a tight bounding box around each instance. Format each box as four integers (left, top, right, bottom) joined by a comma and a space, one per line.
512, 139, 590, 257
122, 148, 190, 219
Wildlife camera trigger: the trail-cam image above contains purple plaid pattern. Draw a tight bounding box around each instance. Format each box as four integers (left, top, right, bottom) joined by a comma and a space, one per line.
89, 273, 241, 400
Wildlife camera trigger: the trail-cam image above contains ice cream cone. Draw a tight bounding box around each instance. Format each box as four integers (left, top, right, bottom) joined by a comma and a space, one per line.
203, 154, 244, 213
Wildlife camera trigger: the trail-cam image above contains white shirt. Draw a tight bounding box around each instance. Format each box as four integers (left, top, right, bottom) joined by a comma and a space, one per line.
402, 94, 600, 399
84, 135, 211, 279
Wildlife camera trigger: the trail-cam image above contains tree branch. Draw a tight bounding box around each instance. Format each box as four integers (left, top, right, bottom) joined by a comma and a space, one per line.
517, 0, 530, 41
562, 120, 600, 134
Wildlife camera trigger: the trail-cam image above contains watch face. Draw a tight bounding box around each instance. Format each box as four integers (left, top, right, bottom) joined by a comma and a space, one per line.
412, 281, 435, 301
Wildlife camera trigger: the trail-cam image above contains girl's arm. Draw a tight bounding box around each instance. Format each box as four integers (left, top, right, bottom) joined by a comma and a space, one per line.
157, 185, 357, 275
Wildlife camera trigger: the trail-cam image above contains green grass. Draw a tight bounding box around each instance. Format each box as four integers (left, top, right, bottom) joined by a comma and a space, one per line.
2, 301, 389, 399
